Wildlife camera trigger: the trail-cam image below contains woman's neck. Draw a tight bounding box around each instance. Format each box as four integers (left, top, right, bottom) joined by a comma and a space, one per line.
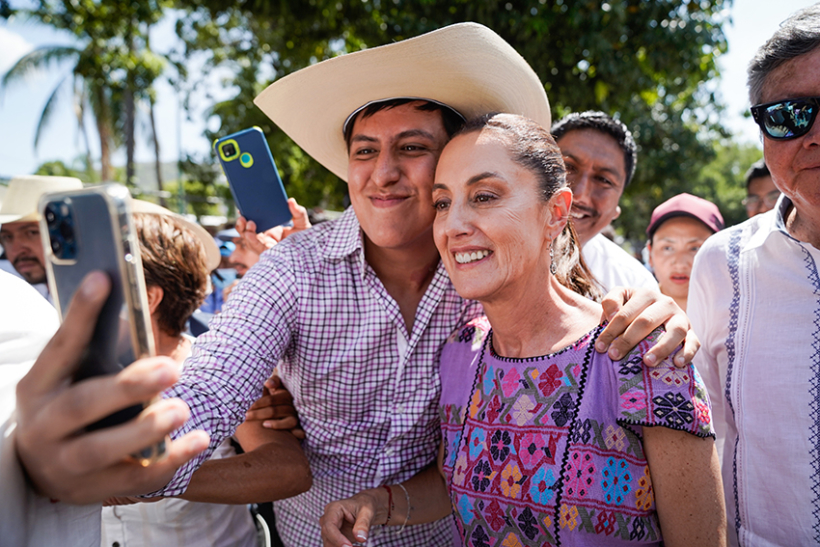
483, 276, 601, 359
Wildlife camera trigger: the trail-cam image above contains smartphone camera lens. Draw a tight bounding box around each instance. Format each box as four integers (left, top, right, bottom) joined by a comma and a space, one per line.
222, 142, 237, 157
45, 205, 58, 226
45, 200, 77, 260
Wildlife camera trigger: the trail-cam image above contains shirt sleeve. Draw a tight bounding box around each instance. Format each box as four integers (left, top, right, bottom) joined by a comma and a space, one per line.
614, 329, 715, 439
689, 234, 734, 453
150, 247, 299, 496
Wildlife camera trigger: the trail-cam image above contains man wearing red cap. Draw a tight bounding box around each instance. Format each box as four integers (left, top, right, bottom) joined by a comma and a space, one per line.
646, 193, 724, 311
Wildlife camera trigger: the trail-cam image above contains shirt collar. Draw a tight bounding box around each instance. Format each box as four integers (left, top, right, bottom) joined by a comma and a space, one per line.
745, 193, 797, 251
323, 206, 365, 262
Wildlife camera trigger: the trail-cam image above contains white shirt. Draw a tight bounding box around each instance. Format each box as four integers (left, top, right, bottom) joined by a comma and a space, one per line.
101, 441, 258, 547
582, 233, 658, 292
0, 270, 100, 547
690, 196, 819, 547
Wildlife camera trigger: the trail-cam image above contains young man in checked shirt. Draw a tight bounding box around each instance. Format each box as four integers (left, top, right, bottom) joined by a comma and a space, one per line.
149, 24, 698, 546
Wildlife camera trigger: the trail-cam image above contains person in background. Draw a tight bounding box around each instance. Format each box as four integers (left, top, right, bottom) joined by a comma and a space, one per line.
0, 175, 83, 301
690, 4, 820, 545
742, 159, 780, 218
646, 193, 724, 311
102, 202, 310, 547
199, 235, 237, 315
551, 112, 659, 292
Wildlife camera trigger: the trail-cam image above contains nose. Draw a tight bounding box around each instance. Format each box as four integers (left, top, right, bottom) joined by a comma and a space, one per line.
804, 110, 820, 148
371, 149, 401, 187
440, 198, 475, 239
569, 172, 591, 205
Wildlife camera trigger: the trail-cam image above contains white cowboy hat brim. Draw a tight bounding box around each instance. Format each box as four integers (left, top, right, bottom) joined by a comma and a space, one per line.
0, 176, 84, 224
132, 200, 221, 272
254, 22, 551, 182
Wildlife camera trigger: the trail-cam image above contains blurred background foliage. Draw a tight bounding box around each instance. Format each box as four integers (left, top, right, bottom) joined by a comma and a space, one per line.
3, 0, 756, 239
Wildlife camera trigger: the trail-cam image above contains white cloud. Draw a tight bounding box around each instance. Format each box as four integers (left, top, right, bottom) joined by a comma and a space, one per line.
0, 27, 34, 75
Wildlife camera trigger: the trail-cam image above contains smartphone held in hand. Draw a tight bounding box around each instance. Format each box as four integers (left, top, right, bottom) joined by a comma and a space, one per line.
215, 127, 292, 232
39, 184, 165, 465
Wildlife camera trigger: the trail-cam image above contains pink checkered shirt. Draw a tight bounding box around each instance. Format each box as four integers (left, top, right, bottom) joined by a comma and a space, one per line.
158, 208, 481, 546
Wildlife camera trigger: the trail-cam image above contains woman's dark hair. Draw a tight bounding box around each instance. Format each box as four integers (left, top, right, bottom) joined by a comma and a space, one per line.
454, 113, 601, 301
344, 98, 466, 150
134, 213, 209, 337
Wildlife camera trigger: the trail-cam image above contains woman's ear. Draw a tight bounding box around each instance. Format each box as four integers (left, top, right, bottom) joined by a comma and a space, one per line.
546, 187, 573, 239
146, 285, 164, 315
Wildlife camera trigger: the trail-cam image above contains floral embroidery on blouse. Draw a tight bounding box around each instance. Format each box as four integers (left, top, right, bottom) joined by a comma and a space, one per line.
438, 317, 714, 546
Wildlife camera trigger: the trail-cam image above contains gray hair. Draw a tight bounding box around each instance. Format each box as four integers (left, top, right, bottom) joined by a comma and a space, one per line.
748, 3, 820, 105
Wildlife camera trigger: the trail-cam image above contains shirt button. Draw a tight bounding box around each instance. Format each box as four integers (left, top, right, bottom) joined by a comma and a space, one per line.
385, 446, 396, 456
396, 404, 405, 414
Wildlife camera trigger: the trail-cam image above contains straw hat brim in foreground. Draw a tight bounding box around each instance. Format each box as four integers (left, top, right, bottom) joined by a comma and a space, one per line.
0, 176, 84, 224
132, 200, 221, 272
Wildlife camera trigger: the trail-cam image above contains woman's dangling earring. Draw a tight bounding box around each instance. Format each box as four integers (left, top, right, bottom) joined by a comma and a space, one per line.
549, 242, 556, 275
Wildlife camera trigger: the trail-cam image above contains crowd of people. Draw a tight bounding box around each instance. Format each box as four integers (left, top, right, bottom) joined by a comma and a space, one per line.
1, 3, 818, 546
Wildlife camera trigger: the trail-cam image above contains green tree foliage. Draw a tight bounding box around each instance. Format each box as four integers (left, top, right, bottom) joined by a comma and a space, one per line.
619, 138, 762, 247
172, 0, 731, 227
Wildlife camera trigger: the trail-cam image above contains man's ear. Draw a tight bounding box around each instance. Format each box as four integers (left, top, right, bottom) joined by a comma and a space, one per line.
146, 285, 164, 315
613, 205, 622, 221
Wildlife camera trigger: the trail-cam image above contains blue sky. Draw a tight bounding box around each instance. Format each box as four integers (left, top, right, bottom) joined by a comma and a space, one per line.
0, 0, 812, 178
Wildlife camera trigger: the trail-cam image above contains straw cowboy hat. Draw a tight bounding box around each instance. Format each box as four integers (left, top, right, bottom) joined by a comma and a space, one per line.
132, 200, 221, 272
0, 176, 84, 224
254, 22, 551, 182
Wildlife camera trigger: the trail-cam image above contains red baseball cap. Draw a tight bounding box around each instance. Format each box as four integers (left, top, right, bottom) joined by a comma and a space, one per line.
646, 193, 724, 239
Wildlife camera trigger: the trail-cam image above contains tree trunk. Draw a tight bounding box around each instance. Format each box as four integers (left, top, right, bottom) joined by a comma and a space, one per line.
124, 23, 136, 188
93, 84, 113, 182
149, 96, 165, 208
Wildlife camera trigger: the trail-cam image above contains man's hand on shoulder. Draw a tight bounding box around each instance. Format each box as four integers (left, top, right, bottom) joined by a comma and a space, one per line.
595, 286, 699, 368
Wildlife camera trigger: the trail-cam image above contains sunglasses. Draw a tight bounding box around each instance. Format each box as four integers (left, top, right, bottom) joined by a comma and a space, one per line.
751, 97, 820, 140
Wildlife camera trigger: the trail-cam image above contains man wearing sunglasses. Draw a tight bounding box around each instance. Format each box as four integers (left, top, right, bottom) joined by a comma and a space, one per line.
689, 4, 820, 546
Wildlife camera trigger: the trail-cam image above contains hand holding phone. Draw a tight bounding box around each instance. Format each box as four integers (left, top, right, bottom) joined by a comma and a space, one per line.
215, 127, 292, 232
14, 271, 210, 505
39, 184, 163, 464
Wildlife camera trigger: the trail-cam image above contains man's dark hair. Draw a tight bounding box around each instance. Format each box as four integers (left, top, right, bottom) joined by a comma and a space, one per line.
744, 159, 770, 190
747, 4, 820, 105
344, 98, 465, 150
551, 111, 638, 186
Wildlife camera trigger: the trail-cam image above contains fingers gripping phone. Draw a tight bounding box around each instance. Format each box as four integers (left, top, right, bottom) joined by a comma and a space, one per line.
214, 127, 292, 232
39, 184, 165, 465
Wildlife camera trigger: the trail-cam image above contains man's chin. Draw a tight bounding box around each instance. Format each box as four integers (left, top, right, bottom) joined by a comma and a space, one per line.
19, 270, 47, 285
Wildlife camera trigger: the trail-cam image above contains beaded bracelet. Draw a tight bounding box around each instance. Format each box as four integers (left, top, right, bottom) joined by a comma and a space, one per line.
395, 482, 411, 534
381, 484, 394, 525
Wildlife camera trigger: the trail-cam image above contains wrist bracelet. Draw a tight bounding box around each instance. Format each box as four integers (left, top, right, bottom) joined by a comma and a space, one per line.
381, 484, 394, 525
395, 482, 410, 534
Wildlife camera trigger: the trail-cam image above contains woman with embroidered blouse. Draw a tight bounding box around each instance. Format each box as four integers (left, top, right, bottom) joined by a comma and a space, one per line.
320, 114, 726, 547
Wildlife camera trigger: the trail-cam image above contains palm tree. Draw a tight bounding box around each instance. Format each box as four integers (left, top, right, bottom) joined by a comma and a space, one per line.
2, 43, 115, 181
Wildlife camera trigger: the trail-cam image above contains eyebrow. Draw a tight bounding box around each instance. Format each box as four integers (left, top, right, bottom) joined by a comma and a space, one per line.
563, 152, 623, 181
432, 171, 502, 192
658, 236, 708, 244
350, 129, 438, 145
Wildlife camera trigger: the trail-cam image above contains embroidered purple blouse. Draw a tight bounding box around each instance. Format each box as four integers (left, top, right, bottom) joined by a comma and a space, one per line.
439, 316, 714, 546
